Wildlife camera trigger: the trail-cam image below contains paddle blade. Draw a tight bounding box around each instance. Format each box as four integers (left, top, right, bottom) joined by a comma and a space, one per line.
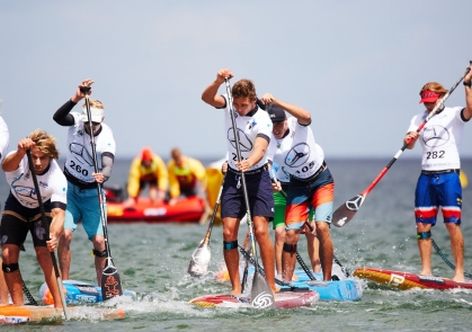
250, 272, 275, 309
101, 260, 123, 300
188, 243, 211, 277
332, 194, 365, 227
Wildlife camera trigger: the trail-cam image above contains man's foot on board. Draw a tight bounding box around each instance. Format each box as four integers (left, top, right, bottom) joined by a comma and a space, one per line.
419, 270, 432, 277
230, 289, 242, 297
452, 275, 465, 283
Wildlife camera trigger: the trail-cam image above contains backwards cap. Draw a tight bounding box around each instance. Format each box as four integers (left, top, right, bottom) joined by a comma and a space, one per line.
266, 104, 287, 123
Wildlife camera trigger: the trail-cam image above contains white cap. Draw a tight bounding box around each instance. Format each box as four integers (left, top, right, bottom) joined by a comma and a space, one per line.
82, 107, 104, 123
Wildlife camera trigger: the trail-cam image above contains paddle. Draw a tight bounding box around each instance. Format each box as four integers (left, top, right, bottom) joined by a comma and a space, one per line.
224, 78, 275, 308
22, 278, 38, 306
303, 221, 349, 279
187, 178, 225, 277
83, 95, 123, 300
26, 150, 67, 318
238, 245, 308, 290
432, 238, 472, 279
239, 224, 251, 293
332, 63, 472, 227
296, 251, 316, 281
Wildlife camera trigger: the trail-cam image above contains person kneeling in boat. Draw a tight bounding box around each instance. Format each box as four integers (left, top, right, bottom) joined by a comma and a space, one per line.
125, 147, 168, 207
0, 130, 67, 308
167, 147, 211, 223
403, 68, 472, 282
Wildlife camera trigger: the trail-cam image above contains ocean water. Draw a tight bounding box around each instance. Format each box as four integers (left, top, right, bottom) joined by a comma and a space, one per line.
6, 157, 472, 331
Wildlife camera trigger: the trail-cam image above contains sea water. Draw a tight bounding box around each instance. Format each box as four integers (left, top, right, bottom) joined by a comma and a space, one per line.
8, 158, 472, 331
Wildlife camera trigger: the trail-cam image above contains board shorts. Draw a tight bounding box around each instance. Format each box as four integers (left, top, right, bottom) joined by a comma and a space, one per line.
285, 167, 334, 231
414, 170, 462, 225
65, 181, 104, 239
0, 194, 52, 247
272, 184, 314, 230
273, 188, 287, 230
221, 165, 274, 221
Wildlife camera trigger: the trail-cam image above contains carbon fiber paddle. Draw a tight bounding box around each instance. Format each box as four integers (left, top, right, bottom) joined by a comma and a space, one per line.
84, 94, 123, 300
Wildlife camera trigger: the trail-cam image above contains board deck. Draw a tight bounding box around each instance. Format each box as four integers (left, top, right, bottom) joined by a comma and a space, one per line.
39, 279, 136, 305
289, 269, 364, 301
216, 266, 363, 301
353, 266, 472, 290
190, 289, 318, 309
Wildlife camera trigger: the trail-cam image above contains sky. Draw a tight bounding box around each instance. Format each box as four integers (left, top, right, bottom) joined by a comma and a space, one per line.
1, 0, 471, 161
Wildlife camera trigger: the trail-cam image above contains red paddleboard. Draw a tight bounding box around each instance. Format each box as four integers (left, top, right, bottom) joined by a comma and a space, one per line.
354, 266, 472, 290
189, 290, 318, 309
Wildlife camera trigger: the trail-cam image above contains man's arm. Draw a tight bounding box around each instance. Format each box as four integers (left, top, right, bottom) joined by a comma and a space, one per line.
201, 68, 233, 108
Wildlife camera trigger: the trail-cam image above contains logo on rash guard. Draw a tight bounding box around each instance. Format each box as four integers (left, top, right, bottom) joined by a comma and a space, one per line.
284, 143, 310, 168
227, 127, 253, 152
70, 142, 94, 166
422, 125, 450, 147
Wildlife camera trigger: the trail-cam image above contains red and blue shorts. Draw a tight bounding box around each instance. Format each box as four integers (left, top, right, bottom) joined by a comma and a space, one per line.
414, 170, 462, 225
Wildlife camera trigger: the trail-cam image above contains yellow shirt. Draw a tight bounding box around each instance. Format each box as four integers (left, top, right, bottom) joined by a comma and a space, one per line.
167, 156, 206, 198
127, 154, 168, 198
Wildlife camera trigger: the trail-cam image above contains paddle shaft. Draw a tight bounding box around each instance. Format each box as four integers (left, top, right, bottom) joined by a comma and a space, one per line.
303, 221, 348, 276
84, 95, 123, 299
21, 276, 37, 305
26, 150, 67, 319
202, 178, 224, 245
432, 238, 472, 279
239, 245, 304, 288
84, 96, 113, 258
296, 251, 316, 281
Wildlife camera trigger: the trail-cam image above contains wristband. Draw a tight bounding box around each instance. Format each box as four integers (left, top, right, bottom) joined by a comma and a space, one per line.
464, 81, 472, 87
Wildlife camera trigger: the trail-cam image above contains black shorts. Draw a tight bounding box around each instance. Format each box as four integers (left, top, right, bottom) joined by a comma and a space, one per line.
221, 166, 274, 220
0, 194, 52, 248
